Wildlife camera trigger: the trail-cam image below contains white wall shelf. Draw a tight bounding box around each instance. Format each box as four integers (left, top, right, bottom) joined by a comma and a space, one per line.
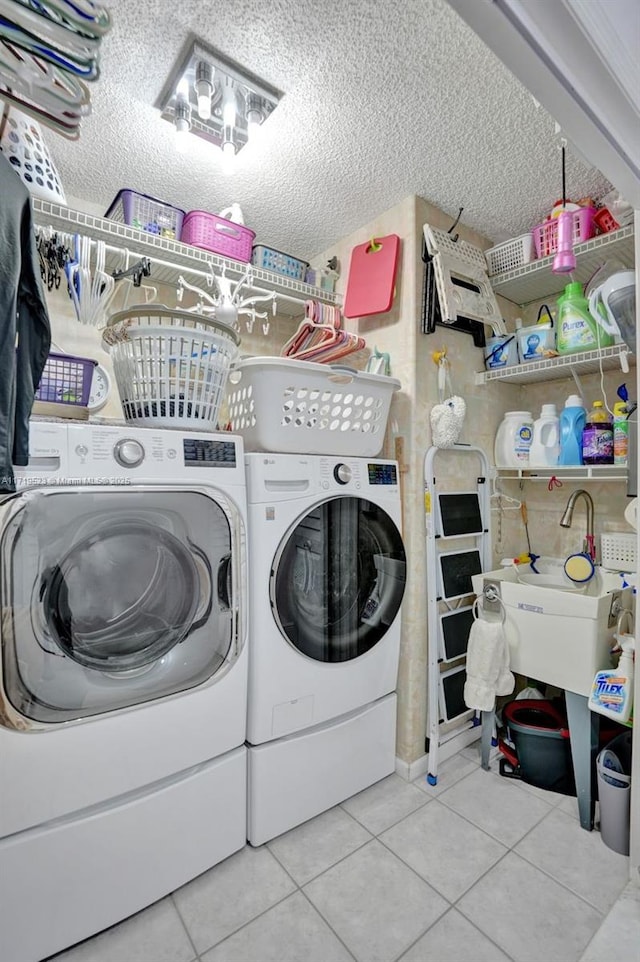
475, 344, 634, 386
32, 199, 341, 317
497, 465, 627, 482
489, 223, 634, 306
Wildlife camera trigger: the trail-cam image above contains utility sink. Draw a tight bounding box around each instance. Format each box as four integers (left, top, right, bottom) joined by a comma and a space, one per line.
471, 564, 631, 696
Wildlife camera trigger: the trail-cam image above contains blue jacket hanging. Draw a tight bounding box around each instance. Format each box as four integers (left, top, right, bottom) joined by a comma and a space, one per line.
0, 152, 51, 492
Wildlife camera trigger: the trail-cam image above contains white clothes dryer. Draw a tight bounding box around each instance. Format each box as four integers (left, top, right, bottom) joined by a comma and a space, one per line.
0, 421, 248, 962
245, 454, 406, 844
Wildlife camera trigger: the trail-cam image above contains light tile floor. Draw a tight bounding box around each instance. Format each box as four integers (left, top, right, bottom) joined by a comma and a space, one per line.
49, 747, 636, 962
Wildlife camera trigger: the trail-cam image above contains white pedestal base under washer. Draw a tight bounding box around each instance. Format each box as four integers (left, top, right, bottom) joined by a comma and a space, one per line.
245, 454, 406, 845
0, 422, 248, 962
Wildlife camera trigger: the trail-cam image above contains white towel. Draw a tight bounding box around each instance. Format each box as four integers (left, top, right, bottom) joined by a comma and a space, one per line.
463, 617, 515, 712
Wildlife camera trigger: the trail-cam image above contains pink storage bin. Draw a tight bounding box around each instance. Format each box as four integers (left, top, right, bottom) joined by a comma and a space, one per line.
532, 207, 596, 259
181, 210, 255, 262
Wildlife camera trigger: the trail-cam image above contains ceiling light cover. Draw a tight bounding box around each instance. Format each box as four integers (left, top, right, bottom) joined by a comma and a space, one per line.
157, 38, 283, 154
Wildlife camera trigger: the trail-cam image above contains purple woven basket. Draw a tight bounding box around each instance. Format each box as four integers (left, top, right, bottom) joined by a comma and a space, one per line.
35, 352, 96, 406
105, 189, 185, 240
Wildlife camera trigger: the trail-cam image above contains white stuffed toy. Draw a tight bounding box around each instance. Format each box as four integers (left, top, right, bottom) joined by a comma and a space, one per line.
430, 394, 466, 448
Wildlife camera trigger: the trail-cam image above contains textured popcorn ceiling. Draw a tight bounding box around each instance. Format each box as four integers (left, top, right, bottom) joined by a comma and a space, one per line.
51, 0, 611, 259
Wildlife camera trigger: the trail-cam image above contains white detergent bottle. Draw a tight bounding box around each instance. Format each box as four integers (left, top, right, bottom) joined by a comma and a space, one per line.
588, 635, 635, 724
529, 404, 560, 467
494, 411, 533, 467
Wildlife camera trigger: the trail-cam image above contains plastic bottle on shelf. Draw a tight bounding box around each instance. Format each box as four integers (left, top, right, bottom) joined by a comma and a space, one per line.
588, 634, 635, 724
529, 404, 560, 467
494, 411, 533, 467
613, 401, 629, 466
582, 401, 614, 465
556, 281, 615, 354
558, 395, 586, 466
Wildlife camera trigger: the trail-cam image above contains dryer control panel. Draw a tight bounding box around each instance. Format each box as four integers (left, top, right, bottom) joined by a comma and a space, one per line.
318, 457, 399, 494
245, 454, 400, 502
367, 463, 398, 486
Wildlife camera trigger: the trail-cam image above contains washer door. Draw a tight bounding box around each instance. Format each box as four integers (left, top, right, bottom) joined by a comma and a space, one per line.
43, 520, 201, 672
0, 486, 244, 726
270, 496, 406, 662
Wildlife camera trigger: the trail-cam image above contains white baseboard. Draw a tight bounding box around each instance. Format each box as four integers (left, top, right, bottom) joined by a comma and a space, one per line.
394, 754, 429, 782
395, 726, 482, 783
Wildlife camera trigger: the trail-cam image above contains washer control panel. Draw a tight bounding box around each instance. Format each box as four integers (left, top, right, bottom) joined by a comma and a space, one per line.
113, 438, 145, 468
333, 463, 352, 485
64, 425, 244, 483
183, 438, 237, 467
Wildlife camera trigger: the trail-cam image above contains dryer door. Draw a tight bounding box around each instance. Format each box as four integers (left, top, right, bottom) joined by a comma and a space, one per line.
0, 485, 245, 727
270, 496, 406, 662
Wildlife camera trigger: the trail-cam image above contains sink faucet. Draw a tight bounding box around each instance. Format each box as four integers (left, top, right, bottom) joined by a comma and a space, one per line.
559, 489, 596, 561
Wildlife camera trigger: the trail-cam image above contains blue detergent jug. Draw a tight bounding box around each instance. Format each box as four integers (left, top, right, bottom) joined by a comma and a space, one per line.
559, 395, 586, 465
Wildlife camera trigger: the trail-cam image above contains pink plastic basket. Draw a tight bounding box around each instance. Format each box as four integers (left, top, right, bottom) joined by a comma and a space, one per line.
532, 207, 596, 259
181, 210, 255, 262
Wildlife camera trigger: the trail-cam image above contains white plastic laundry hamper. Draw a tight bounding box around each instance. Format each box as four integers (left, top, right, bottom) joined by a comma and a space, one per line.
104, 306, 240, 430
225, 356, 400, 456
0, 103, 66, 203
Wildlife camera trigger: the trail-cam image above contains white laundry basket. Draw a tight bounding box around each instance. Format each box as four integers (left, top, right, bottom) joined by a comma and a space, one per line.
104, 306, 240, 430
225, 356, 400, 456
0, 103, 66, 203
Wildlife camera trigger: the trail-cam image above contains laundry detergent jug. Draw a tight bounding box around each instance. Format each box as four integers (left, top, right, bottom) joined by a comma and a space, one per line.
558, 395, 586, 466
529, 404, 560, 467
556, 282, 615, 355
494, 411, 533, 467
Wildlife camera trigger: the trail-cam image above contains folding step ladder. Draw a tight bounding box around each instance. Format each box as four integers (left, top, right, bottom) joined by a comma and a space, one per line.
424, 443, 494, 784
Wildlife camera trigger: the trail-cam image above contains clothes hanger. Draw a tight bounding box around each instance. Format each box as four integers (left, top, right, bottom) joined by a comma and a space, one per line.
0, 3, 101, 77
0, 0, 101, 60
284, 302, 365, 364
38, 0, 112, 37
0, 38, 91, 112
281, 301, 342, 358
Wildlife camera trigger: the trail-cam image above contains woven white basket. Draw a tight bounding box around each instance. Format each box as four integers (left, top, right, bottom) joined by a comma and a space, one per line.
485, 234, 535, 276
105, 307, 239, 430
225, 356, 400, 456
600, 533, 637, 572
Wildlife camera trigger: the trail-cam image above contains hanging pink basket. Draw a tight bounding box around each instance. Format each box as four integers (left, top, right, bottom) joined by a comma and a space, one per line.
532, 207, 596, 259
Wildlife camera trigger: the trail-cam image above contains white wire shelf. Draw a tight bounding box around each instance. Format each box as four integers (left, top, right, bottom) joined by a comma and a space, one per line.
475, 344, 634, 385
489, 223, 635, 306
496, 464, 628, 482
32, 199, 341, 316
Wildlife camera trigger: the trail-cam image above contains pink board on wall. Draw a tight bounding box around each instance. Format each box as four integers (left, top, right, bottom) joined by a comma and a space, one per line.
343, 234, 400, 318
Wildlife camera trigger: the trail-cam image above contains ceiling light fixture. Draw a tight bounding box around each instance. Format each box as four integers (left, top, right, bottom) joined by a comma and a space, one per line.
221, 124, 237, 174
195, 60, 214, 120
222, 77, 237, 128
157, 37, 283, 156
245, 93, 264, 140
174, 87, 191, 154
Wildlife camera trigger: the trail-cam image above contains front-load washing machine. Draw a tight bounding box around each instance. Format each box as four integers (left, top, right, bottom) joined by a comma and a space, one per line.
245, 454, 406, 844
0, 421, 248, 962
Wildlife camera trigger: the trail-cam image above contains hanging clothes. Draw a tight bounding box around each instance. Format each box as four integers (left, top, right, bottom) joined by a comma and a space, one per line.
0, 152, 51, 493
